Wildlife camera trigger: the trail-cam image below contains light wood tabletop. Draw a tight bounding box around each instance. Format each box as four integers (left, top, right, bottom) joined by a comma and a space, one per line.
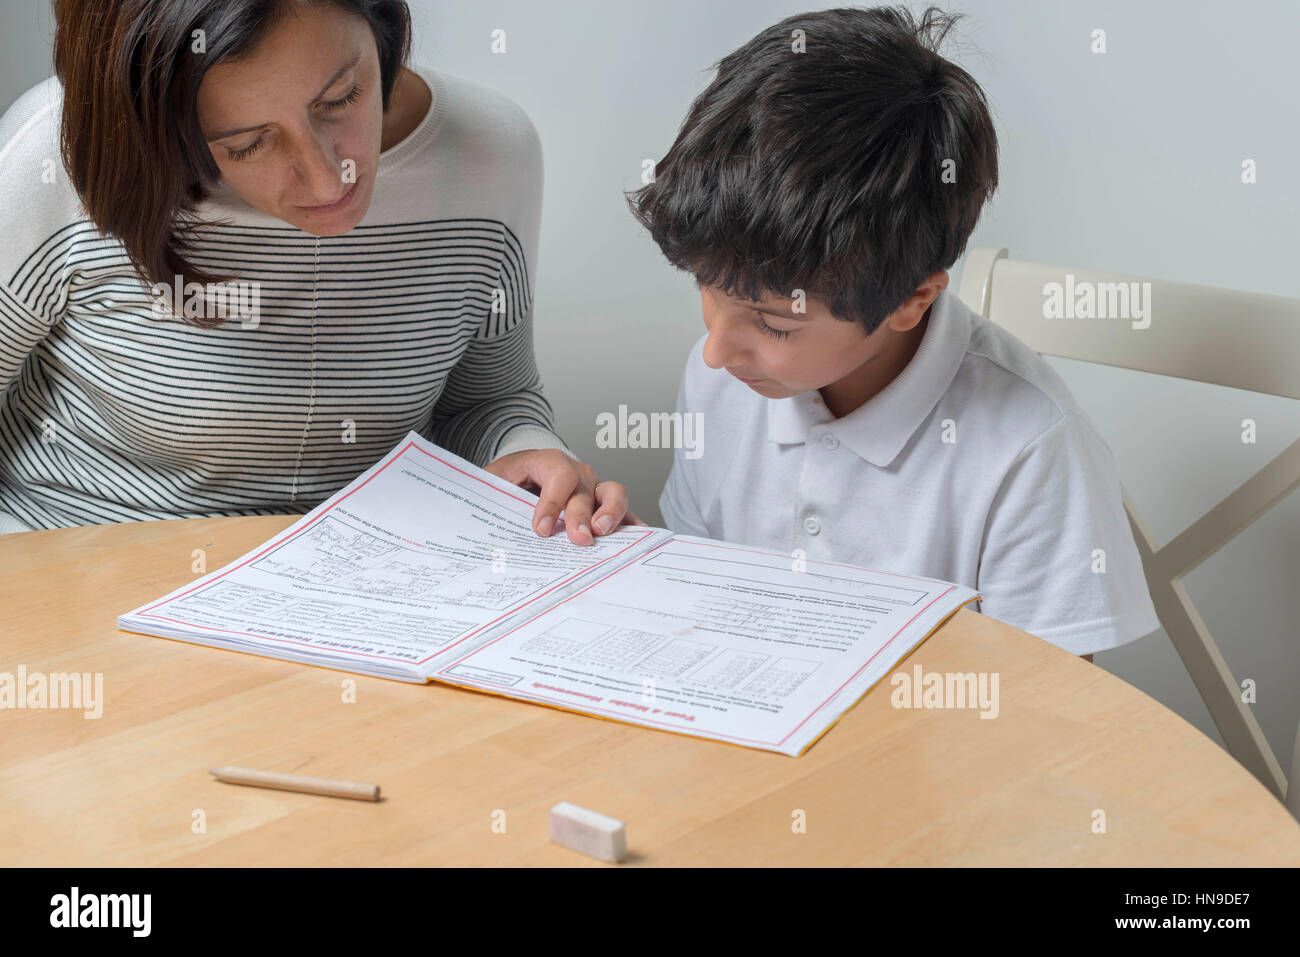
2, 515, 1297, 866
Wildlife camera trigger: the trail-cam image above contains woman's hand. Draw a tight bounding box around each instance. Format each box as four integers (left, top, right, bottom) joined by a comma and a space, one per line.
484, 449, 645, 545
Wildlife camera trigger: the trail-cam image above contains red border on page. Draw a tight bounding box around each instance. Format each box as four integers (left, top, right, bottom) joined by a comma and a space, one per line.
131, 439, 658, 666
439, 536, 963, 748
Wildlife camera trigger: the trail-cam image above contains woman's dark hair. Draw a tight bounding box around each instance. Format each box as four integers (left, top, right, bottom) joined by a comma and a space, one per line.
52, 0, 411, 322
626, 5, 998, 335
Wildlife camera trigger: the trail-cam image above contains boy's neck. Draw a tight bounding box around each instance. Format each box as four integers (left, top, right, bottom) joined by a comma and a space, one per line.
818, 305, 932, 419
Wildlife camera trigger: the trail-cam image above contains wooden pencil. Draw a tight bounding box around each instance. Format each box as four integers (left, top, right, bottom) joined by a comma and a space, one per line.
209, 766, 380, 801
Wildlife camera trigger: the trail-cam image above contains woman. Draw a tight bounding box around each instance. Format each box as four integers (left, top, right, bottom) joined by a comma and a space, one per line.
0, 0, 634, 543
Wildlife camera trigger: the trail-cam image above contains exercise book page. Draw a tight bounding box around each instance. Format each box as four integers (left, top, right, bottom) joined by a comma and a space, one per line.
435, 534, 981, 754
118, 431, 661, 675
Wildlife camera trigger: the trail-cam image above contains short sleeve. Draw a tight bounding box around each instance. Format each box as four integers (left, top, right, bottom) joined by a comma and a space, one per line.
658, 362, 712, 537
975, 412, 1161, 655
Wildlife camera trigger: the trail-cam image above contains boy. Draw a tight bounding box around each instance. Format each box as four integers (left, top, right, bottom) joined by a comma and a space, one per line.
627, 6, 1161, 658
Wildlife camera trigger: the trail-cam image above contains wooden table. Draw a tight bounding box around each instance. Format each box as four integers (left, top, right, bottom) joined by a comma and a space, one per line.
2, 516, 1297, 866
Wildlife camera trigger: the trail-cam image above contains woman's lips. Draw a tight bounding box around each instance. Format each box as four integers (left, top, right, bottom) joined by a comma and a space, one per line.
298, 179, 359, 213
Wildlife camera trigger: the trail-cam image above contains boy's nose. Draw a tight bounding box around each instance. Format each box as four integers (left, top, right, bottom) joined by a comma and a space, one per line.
701, 318, 744, 370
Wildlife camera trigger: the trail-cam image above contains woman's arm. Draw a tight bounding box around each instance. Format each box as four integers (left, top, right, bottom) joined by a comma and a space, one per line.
0, 281, 56, 398
427, 88, 564, 465
428, 91, 634, 544
428, 277, 637, 546
427, 303, 565, 468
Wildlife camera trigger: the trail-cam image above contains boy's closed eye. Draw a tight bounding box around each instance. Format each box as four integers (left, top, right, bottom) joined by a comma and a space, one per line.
754, 313, 796, 339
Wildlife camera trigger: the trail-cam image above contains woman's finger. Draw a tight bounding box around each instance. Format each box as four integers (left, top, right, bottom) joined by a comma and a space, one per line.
528, 456, 580, 539
590, 480, 630, 536
620, 509, 649, 527
560, 484, 597, 545
557, 461, 600, 545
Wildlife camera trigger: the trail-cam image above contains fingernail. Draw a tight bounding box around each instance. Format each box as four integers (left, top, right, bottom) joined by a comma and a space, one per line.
538, 516, 554, 536
594, 515, 612, 535
579, 523, 591, 540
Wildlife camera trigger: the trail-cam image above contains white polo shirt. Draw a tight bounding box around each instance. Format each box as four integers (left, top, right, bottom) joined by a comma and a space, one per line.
659, 288, 1161, 656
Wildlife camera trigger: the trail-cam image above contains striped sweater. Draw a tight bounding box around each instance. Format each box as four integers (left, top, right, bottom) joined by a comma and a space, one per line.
0, 65, 570, 531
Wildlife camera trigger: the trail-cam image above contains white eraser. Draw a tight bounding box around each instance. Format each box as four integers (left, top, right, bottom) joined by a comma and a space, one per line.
549, 801, 628, 863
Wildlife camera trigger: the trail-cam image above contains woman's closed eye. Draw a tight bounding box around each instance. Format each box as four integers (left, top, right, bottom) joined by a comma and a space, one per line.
225, 84, 364, 161
321, 83, 363, 113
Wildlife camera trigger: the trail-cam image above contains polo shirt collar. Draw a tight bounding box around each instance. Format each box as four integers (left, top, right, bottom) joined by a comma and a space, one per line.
766, 288, 971, 467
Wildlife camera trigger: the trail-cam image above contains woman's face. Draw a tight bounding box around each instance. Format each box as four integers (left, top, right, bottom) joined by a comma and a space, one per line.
197, 3, 383, 235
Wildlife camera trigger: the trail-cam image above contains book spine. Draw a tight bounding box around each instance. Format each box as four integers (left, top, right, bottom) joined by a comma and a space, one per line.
418, 529, 674, 679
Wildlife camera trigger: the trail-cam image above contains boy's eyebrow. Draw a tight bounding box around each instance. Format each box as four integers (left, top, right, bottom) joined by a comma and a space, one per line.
747, 301, 816, 320
698, 279, 817, 319
205, 49, 363, 141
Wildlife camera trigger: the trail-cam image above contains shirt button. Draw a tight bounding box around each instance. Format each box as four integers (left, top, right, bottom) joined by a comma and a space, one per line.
821, 433, 839, 450
803, 515, 821, 535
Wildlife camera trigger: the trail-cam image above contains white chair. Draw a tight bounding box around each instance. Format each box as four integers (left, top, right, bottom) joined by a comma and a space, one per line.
957, 247, 1300, 810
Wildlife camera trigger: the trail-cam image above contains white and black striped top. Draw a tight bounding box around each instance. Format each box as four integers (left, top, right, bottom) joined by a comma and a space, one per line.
0, 65, 569, 531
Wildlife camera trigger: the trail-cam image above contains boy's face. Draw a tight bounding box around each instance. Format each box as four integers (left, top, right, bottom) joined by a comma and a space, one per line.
697, 275, 946, 400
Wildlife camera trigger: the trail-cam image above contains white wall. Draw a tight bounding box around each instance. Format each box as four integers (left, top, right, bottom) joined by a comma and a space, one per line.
4, 0, 1295, 783
0, 1, 56, 107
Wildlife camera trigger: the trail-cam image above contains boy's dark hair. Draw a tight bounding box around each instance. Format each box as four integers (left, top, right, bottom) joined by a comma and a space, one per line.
626, 5, 998, 335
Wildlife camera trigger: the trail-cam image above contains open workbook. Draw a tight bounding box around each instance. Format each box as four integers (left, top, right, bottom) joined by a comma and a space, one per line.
118, 431, 980, 756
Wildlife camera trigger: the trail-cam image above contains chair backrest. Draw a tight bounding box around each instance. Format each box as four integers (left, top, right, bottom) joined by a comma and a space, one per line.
957, 246, 1300, 400
957, 247, 1299, 808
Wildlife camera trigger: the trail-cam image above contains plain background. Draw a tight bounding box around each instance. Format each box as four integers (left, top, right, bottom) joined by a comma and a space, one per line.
2, 0, 1296, 783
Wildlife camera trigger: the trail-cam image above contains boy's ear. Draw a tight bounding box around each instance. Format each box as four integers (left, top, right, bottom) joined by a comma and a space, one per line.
888, 271, 949, 332
917, 269, 950, 305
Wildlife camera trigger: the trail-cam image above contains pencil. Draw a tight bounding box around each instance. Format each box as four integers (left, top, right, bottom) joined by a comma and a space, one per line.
209, 766, 381, 801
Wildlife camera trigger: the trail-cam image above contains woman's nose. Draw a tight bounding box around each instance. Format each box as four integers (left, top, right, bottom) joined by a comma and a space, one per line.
297, 133, 348, 203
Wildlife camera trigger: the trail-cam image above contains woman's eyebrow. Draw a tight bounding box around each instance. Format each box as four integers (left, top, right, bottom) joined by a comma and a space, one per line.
205, 49, 363, 141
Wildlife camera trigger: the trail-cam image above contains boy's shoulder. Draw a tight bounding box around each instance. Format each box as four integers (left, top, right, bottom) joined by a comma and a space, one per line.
954, 293, 1106, 457
958, 297, 1076, 414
